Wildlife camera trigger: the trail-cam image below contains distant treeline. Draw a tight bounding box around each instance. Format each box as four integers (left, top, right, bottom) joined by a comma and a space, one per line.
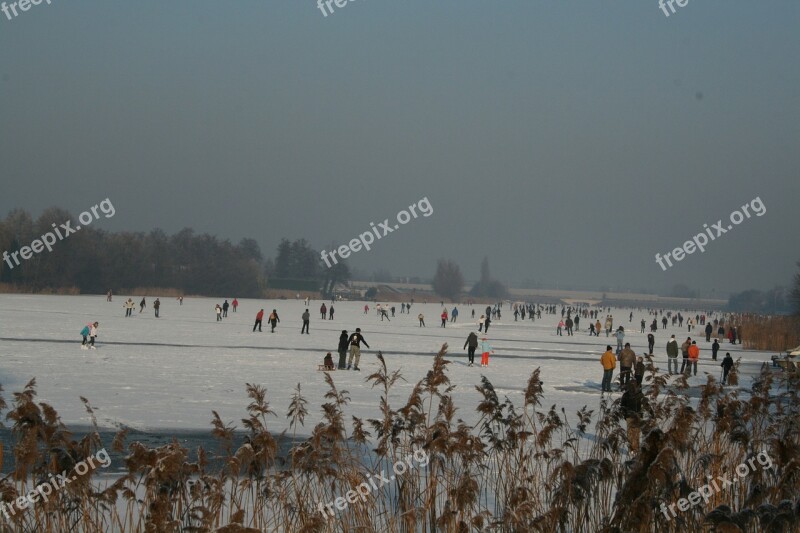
0, 207, 264, 296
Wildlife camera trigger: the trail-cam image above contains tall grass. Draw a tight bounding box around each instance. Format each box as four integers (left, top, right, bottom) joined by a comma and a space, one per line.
738, 315, 800, 352
1, 346, 799, 532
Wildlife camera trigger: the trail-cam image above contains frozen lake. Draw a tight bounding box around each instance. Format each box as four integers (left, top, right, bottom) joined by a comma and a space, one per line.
0, 295, 766, 437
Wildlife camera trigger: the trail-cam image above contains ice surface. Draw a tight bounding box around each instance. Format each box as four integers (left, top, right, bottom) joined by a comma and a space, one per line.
0, 295, 766, 435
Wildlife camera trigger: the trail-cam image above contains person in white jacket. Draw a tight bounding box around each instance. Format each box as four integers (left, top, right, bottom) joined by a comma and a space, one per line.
88, 322, 99, 349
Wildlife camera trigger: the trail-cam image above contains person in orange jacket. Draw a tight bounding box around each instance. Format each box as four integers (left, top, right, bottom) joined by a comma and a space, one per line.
601, 346, 617, 392
687, 341, 700, 376
441, 309, 448, 328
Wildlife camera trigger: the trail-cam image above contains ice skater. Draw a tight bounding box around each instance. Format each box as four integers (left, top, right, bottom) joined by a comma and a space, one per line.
80, 323, 91, 348
464, 331, 478, 367
346, 328, 370, 371
269, 309, 280, 332
81, 322, 99, 349
253, 309, 264, 332
337, 330, 349, 369
479, 336, 493, 367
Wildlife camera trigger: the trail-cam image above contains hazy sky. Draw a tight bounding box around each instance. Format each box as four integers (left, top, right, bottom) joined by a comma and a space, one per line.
1, 1, 798, 295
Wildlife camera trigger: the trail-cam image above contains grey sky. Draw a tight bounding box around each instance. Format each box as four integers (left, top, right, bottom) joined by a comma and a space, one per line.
1, 1, 798, 295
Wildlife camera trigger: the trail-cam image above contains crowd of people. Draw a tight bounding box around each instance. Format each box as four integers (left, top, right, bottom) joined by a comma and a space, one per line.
86, 296, 749, 396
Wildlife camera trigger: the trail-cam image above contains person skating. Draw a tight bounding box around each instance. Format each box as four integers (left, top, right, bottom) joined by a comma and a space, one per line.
440, 310, 448, 328
88, 322, 99, 349
215, 304, 222, 321
337, 330, 349, 369
464, 331, 478, 367
253, 309, 264, 332
640, 319, 646, 334
604, 315, 612, 337
346, 328, 370, 371
178, 296, 184, 305
232, 298, 238, 312
123, 298, 135, 317
391, 306, 396, 317
107, 290, 113, 302
712, 338, 720, 361
662, 316, 668, 330
153, 298, 161, 318
484, 315, 491, 334
589, 322, 596, 336
514, 308, 519, 322
721, 352, 734, 384
479, 336, 493, 367
417, 313, 425, 327
618, 343, 636, 388
634, 356, 646, 386
595, 319, 602, 337
680, 337, 692, 374
328, 305, 334, 320
620, 381, 648, 453
222, 300, 229, 318
478, 315, 485, 332
601, 345, 616, 393
320, 303, 327, 320
268, 309, 280, 332
451, 307, 458, 322
363, 304, 369, 314
380, 308, 391, 321
615, 327, 625, 355
687, 341, 700, 376
301, 309, 310, 334
139, 297, 146, 313
565, 317, 573, 336
80, 323, 91, 348
647, 333, 655, 355
556, 320, 564, 336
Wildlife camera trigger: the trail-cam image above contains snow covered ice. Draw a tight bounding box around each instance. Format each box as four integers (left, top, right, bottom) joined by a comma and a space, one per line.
0, 295, 767, 436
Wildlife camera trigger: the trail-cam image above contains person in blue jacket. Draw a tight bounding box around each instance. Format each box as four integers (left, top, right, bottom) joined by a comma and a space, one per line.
480, 336, 494, 367
80, 324, 91, 348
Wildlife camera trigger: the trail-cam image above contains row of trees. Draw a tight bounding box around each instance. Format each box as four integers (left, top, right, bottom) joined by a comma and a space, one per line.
267, 238, 350, 297
728, 287, 794, 314
432, 256, 508, 301
0, 209, 352, 297
0, 208, 264, 296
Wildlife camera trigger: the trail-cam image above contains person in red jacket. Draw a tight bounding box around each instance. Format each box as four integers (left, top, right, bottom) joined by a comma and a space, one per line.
441, 310, 448, 328
687, 341, 700, 376
253, 309, 264, 332
232, 298, 238, 312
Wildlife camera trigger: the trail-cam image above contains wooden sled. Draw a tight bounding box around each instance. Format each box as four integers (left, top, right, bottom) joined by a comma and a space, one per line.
318, 365, 336, 371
